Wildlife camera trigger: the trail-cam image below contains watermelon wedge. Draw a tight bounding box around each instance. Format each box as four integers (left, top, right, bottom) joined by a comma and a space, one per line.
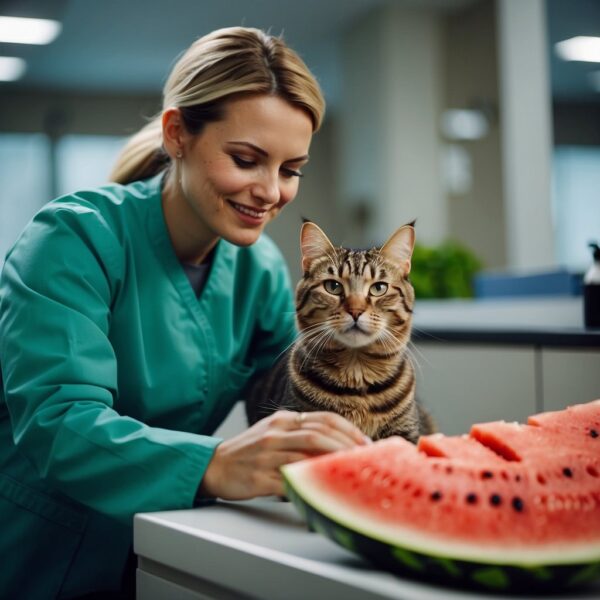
528, 399, 600, 439
282, 400, 600, 592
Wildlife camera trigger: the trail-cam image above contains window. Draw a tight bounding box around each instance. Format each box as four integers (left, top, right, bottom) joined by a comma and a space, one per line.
56, 134, 126, 196
553, 146, 600, 271
0, 133, 51, 265
0, 133, 127, 267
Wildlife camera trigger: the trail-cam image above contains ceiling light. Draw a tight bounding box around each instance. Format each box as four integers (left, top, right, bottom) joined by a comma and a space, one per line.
0, 16, 61, 45
0, 56, 26, 81
555, 36, 600, 63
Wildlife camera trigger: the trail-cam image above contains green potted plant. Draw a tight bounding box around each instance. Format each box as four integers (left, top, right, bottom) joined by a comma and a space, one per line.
410, 241, 482, 299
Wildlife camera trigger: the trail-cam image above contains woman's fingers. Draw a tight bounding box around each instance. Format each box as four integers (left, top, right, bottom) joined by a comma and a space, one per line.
265, 410, 370, 451
200, 410, 370, 501
310, 411, 371, 445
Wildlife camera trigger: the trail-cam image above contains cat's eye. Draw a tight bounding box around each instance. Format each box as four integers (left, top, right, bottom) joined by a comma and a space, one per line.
369, 282, 388, 296
323, 280, 343, 295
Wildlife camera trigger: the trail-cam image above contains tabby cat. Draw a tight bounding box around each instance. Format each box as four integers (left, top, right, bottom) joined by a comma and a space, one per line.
246, 221, 435, 443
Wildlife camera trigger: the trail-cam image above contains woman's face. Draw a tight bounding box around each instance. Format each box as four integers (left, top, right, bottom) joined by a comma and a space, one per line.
163, 94, 313, 263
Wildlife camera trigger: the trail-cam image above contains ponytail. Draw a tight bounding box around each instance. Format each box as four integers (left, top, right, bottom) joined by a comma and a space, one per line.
109, 116, 167, 185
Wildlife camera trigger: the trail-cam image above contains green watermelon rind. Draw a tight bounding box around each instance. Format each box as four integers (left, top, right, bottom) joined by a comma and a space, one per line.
282, 470, 600, 592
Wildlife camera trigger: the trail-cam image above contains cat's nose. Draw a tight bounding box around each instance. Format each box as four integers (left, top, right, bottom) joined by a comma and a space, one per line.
348, 308, 364, 322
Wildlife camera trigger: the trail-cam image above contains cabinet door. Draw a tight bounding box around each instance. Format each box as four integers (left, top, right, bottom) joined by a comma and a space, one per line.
541, 348, 600, 411
413, 343, 537, 435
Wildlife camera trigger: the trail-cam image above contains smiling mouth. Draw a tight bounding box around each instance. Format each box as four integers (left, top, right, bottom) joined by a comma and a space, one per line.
228, 200, 267, 219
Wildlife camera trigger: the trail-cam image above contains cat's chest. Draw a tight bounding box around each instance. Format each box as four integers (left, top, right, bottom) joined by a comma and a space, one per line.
324, 356, 398, 389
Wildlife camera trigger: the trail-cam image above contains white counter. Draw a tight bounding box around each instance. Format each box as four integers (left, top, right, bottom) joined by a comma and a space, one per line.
134, 498, 600, 600
412, 296, 600, 346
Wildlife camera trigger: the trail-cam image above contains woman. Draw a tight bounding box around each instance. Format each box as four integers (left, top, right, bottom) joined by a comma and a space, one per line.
0, 27, 367, 598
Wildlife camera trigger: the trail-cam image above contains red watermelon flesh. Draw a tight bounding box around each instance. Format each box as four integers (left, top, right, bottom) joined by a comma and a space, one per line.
418, 432, 507, 462
470, 420, 600, 461
285, 437, 600, 559
282, 400, 600, 571
528, 399, 600, 439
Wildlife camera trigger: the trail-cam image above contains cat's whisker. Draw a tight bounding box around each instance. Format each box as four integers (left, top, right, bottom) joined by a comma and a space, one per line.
299, 322, 330, 336
407, 340, 432, 368
303, 322, 337, 362
312, 328, 335, 363
260, 397, 296, 413
405, 346, 423, 378
376, 329, 402, 356
273, 337, 302, 363
410, 325, 445, 343
299, 325, 331, 350
300, 327, 334, 371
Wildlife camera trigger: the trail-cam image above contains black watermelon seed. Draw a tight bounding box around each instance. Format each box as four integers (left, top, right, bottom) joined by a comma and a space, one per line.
430, 491, 443, 501
482, 471, 494, 479
515, 474, 522, 482
490, 494, 502, 506
562, 467, 573, 478
590, 429, 599, 438
466, 493, 478, 504
512, 497, 524, 512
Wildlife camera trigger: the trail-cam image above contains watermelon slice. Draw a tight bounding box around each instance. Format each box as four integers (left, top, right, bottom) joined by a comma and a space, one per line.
282, 400, 600, 592
529, 399, 600, 439
471, 420, 600, 461
418, 432, 508, 462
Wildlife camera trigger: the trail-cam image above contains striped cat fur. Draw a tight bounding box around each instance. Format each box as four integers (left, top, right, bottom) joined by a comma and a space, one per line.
245, 221, 435, 443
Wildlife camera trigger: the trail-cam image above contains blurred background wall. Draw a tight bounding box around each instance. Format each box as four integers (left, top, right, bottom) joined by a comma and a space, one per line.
0, 0, 599, 283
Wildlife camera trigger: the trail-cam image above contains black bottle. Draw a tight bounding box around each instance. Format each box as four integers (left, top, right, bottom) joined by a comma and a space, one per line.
584, 242, 600, 328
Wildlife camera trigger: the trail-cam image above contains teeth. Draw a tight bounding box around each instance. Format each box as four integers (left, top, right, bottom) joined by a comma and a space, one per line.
231, 202, 264, 218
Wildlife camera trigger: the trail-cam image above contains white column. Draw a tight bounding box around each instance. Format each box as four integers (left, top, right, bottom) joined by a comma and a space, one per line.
497, 0, 555, 270
380, 6, 446, 247
338, 6, 446, 247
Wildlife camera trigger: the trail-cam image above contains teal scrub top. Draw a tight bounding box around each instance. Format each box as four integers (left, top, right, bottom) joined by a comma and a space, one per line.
0, 174, 296, 598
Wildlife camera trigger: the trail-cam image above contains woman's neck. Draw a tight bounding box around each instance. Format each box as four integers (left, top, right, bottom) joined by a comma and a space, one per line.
161, 170, 218, 265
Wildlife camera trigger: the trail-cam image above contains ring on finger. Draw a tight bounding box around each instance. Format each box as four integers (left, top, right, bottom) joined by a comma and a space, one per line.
295, 412, 306, 427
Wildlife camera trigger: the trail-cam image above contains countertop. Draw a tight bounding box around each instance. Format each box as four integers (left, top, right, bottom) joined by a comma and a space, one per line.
412, 296, 600, 346
134, 498, 600, 600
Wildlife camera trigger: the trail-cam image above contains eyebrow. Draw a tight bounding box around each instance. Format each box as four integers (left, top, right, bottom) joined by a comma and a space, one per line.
227, 140, 309, 163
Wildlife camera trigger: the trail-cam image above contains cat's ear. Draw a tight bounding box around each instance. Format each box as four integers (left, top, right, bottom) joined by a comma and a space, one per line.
380, 223, 415, 276
300, 222, 336, 273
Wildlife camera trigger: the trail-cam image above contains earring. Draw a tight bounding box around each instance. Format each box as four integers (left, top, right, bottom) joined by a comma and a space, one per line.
176, 151, 183, 159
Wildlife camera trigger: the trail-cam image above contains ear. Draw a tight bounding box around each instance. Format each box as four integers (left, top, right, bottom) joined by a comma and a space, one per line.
300, 222, 336, 273
161, 107, 187, 159
380, 223, 415, 276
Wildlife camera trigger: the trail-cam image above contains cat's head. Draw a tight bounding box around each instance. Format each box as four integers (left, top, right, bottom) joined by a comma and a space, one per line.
295, 222, 415, 351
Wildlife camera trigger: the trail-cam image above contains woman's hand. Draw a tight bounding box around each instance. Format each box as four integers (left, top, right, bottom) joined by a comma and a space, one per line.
200, 410, 370, 500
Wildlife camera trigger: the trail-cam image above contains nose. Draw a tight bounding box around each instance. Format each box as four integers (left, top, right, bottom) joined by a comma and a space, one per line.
345, 295, 366, 321
348, 308, 364, 322
252, 170, 280, 206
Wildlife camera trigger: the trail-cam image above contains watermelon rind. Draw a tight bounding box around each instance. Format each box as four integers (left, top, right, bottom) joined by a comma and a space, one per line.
282, 465, 600, 592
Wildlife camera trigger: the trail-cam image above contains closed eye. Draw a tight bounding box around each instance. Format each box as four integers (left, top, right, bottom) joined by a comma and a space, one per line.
232, 155, 303, 178
281, 167, 303, 178
231, 154, 255, 169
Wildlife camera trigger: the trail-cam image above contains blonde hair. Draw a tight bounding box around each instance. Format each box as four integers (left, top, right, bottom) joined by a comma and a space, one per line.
110, 27, 325, 184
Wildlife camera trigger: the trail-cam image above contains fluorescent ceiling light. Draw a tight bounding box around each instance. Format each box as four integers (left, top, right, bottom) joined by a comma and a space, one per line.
0, 56, 26, 81
555, 36, 600, 63
0, 16, 61, 45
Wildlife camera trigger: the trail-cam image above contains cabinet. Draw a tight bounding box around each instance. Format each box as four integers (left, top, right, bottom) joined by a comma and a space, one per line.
541, 348, 600, 411
412, 343, 537, 434
413, 342, 600, 434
